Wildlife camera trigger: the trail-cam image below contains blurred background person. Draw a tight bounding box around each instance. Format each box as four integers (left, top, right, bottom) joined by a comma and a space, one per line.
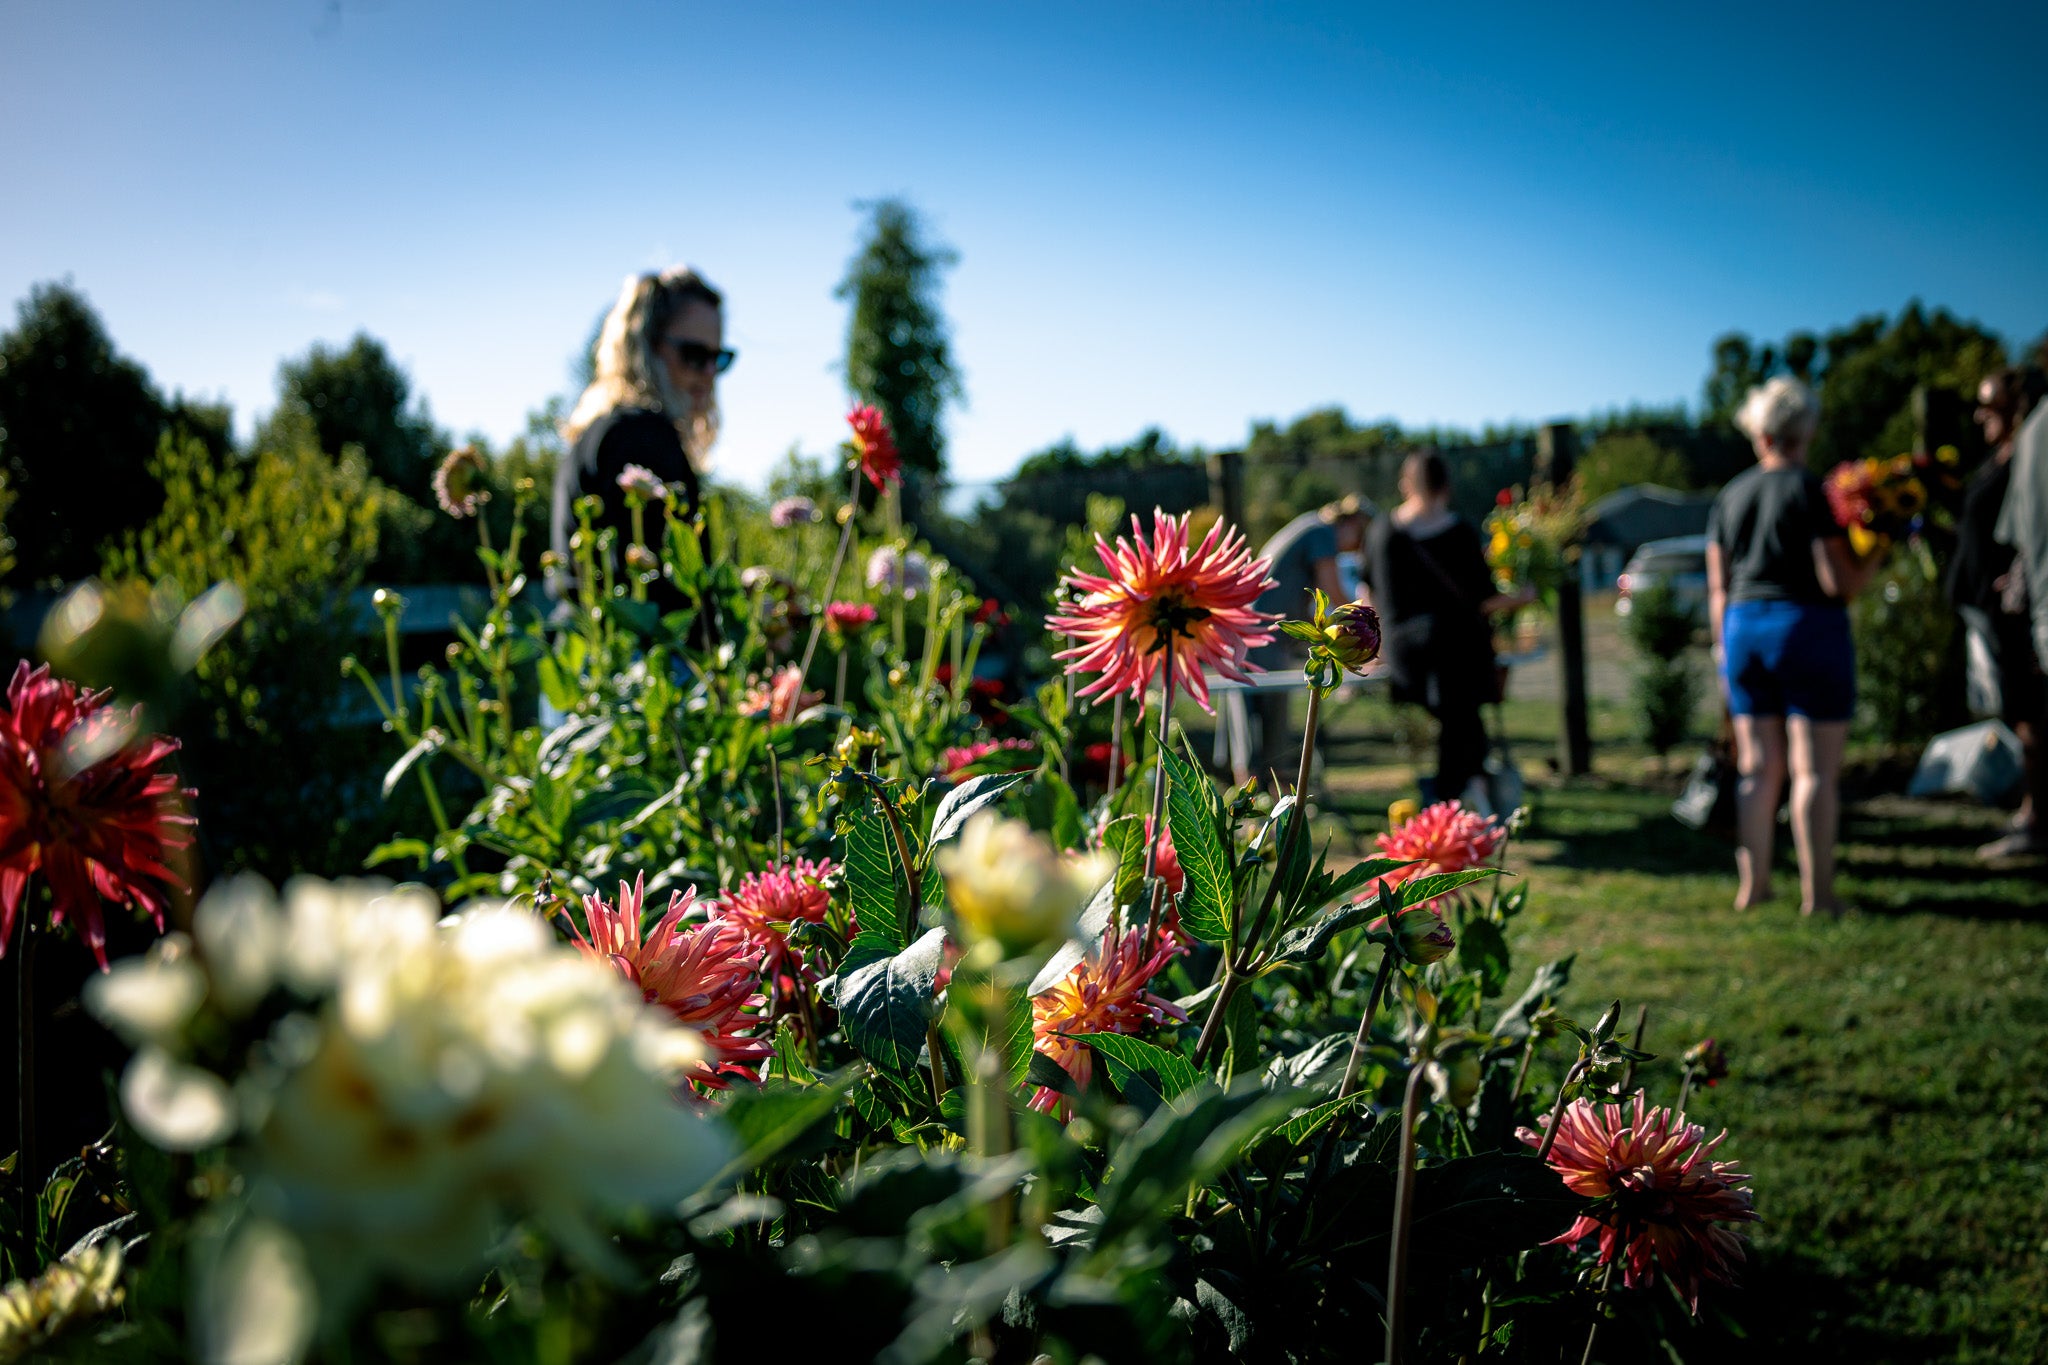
1948, 365, 2048, 858
552, 267, 731, 606
1362, 451, 1530, 813
1248, 494, 1372, 779
1707, 377, 1878, 916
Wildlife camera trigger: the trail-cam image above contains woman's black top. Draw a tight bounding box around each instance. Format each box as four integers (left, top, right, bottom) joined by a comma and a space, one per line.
1705, 465, 1840, 605
1946, 457, 2014, 612
1361, 515, 1496, 701
549, 406, 702, 612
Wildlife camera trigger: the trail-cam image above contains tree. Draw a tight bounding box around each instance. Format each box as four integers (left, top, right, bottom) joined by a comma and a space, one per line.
0, 282, 170, 584
1576, 431, 1690, 503
837, 199, 962, 500
264, 332, 445, 497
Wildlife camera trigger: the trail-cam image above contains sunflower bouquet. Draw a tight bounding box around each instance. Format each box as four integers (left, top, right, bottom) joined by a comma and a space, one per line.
1823, 445, 1959, 555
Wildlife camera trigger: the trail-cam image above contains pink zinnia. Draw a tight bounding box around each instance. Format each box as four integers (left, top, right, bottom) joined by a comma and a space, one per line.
1029, 928, 1187, 1119
940, 738, 1037, 777
1046, 509, 1277, 712
1520, 1094, 1757, 1312
717, 857, 838, 993
570, 875, 771, 1089
825, 601, 878, 637
0, 663, 194, 970
1372, 800, 1504, 901
742, 665, 822, 726
849, 405, 900, 491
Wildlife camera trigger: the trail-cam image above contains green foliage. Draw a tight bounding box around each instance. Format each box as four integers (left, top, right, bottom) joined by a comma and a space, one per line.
0, 281, 173, 584
1852, 538, 1956, 746
837, 199, 961, 491
104, 430, 387, 873
1576, 429, 1690, 503
1622, 578, 1703, 759
262, 331, 444, 494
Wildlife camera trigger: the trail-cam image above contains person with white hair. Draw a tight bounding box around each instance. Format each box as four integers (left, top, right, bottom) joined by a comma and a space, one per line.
550, 267, 731, 608
1705, 376, 1879, 915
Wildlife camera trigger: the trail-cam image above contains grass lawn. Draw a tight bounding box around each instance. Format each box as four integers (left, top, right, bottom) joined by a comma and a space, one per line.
1299, 692, 2048, 1364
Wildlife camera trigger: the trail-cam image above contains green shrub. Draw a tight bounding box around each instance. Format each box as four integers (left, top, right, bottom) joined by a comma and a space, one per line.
104, 430, 388, 873
1623, 578, 1702, 759
1851, 539, 1954, 747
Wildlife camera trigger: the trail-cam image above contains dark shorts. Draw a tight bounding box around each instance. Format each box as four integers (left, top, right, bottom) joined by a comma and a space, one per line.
1721, 599, 1855, 721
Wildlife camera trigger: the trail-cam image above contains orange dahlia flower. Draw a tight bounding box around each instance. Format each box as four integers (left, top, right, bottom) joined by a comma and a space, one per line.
571, 875, 771, 1088
1029, 927, 1187, 1118
848, 405, 900, 491
1048, 509, 1275, 712
1372, 800, 1503, 900
0, 663, 193, 970
1520, 1093, 1757, 1312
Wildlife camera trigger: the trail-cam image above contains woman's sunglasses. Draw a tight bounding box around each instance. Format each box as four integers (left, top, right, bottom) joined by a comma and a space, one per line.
668, 339, 736, 374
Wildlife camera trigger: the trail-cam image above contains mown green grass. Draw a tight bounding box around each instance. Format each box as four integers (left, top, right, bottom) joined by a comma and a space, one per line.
1301, 693, 2048, 1363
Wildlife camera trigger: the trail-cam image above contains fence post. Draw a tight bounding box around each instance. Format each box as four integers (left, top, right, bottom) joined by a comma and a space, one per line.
1211, 449, 1247, 533
1537, 423, 1592, 777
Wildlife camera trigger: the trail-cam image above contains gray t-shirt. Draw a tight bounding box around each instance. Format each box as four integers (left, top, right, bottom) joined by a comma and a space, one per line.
1706, 465, 1841, 605
1256, 511, 1338, 622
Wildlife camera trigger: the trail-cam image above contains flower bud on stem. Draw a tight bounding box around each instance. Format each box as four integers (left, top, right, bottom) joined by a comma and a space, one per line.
796, 462, 866, 686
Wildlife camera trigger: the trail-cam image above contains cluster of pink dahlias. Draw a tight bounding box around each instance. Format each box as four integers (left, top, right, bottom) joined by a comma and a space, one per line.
1372, 800, 1504, 900
1521, 1093, 1757, 1312
940, 737, 1037, 777
718, 857, 839, 1000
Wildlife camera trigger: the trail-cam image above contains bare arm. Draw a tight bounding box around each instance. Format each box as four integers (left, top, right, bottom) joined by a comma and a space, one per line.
1812, 536, 1880, 601
1312, 556, 1345, 605
1480, 585, 1538, 616
1706, 541, 1728, 656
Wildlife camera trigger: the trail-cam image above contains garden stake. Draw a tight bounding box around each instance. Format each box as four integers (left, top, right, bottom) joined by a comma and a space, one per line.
1385, 1062, 1429, 1364
1336, 938, 1397, 1100
795, 462, 865, 686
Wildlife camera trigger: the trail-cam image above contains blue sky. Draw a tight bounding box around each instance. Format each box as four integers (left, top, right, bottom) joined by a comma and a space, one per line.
4, 1, 2045, 491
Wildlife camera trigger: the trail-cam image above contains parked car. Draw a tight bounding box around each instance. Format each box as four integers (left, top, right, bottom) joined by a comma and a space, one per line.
1615, 534, 1708, 620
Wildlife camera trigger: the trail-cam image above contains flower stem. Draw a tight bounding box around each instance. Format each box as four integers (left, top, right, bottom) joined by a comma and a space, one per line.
1235, 685, 1324, 967
1336, 947, 1397, 1100
1136, 637, 1178, 948
14, 901, 35, 1244
797, 464, 864, 685
1384, 1062, 1429, 1364
1107, 695, 1125, 802
1580, 1259, 1618, 1365
1618, 1003, 1649, 1094
1533, 1057, 1591, 1165
1676, 1070, 1695, 1115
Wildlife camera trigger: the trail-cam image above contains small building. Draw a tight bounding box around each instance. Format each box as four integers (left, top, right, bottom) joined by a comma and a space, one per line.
1579, 484, 1717, 591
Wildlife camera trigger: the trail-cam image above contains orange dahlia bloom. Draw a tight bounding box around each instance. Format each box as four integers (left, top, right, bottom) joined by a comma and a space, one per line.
1520, 1093, 1757, 1312
1047, 509, 1276, 712
1372, 800, 1503, 901
0, 663, 193, 970
1029, 927, 1187, 1118
848, 405, 900, 490
717, 857, 837, 993
571, 875, 771, 1088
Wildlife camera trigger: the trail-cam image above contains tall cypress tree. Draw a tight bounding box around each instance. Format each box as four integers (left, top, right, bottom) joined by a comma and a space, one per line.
836, 199, 962, 505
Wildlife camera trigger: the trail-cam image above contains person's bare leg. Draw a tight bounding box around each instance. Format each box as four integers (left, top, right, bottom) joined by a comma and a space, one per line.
1788, 715, 1849, 915
1732, 715, 1786, 910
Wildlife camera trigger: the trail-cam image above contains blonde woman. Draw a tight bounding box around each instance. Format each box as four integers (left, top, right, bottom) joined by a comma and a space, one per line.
1705, 376, 1878, 915
550, 267, 731, 601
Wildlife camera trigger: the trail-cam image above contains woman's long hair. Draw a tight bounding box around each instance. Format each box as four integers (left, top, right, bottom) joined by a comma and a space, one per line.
564, 267, 724, 470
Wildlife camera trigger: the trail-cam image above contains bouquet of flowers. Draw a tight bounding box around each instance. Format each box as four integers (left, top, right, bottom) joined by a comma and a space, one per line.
1823, 446, 1959, 555
1484, 481, 1582, 603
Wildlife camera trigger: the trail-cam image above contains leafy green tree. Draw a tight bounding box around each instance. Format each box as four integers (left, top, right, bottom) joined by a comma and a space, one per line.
263, 332, 446, 497
0, 282, 170, 584
837, 199, 962, 499
1576, 431, 1691, 503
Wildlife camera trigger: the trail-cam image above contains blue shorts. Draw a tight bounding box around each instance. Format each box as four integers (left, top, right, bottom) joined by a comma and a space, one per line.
1721, 599, 1855, 721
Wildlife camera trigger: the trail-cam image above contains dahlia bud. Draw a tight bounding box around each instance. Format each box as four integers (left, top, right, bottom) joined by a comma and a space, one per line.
936, 812, 1111, 955
1382, 905, 1455, 965
1387, 798, 1420, 831
625, 544, 659, 575
1323, 601, 1381, 672
1682, 1037, 1729, 1085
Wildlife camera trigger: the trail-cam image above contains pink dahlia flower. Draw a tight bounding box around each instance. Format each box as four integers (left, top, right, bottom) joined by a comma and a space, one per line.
1046, 509, 1276, 713
1371, 800, 1504, 901
717, 857, 838, 992
769, 496, 821, 527
0, 663, 194, 969
1520, 1093, 1757, 1312
848, 405, 901, 491
615, 463, 667, 502
742, 666, 822, 726
571, 875, 771, 1088
940, 738, 1037, 777
431, 446, 490, 520
824, 601, 878, 637
1029, 927, 1187, 1119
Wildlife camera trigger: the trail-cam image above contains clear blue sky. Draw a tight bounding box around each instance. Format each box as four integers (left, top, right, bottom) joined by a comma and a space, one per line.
4, 1, 2045, 490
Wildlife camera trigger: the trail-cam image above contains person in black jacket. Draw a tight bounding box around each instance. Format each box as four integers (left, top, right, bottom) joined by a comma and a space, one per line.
1362, 450, 1532, 811
551, 267, 732, 611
